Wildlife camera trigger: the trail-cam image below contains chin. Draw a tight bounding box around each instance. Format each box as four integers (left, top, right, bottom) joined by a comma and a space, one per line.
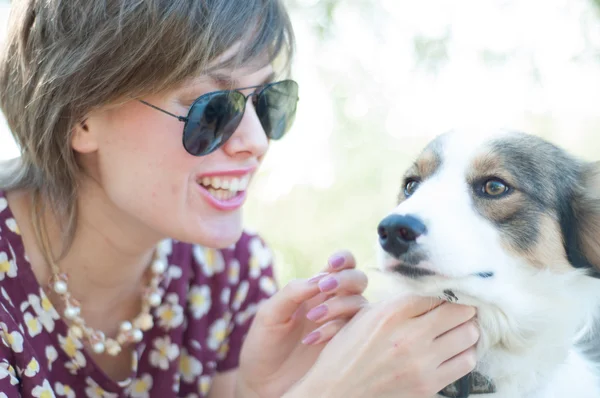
179, 212, 244, 249
375, 129, 600, 398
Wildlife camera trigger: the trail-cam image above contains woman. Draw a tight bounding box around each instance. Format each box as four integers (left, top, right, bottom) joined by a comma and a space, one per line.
0, 1, 478, 397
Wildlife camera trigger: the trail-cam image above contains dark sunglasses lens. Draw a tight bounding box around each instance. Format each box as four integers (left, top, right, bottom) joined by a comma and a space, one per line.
255, 80, 299, 140
183, 92, 246, 156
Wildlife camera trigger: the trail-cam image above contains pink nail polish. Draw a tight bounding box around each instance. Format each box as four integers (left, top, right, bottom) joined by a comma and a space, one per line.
308, 272, 329, 283
328, 254, 345, 269
318, 276, 338, 292
306, 305, 328, 321
302, 331, 320, 345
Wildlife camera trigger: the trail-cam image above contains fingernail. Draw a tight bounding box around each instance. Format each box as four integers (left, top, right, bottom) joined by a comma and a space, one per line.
328, 254, 345, 269
308, 272, 329, 283
306, 304, 328, 321
318, 276, 338, 292
301, 331, 321, 345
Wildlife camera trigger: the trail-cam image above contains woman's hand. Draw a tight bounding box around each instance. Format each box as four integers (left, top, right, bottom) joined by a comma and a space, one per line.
236, 251, 368, 398
286, 295, 479, 398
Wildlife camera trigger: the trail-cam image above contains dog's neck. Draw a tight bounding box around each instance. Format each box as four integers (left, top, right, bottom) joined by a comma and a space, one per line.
439, 372, 496, 397
451, 292, 596, 397
373, 270, 600, 396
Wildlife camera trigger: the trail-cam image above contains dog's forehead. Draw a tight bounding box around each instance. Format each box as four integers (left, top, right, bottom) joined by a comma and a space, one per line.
421, 129, 567, 175
428, 129, 519, 163
421, 129, 510, 174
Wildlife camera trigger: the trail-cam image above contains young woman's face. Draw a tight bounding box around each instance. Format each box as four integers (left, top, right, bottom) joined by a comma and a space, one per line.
75, 64, 275, 248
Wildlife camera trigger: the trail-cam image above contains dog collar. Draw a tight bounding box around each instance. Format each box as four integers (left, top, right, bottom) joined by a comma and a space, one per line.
438, 371, 496, 397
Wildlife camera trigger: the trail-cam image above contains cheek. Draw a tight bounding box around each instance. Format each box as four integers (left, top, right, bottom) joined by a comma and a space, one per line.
95, 104, 195, 206
101, 103, 184, 161
500, 213, 570, 273
475, 195, 541, 253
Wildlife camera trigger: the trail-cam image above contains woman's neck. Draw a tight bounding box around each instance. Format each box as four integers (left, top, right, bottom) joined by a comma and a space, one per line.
7, 180, 165, 329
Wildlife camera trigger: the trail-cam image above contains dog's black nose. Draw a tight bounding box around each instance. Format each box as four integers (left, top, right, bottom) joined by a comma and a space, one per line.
377, 214, 427, 257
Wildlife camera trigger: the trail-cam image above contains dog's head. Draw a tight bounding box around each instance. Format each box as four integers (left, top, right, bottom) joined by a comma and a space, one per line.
377, 129, 600, 351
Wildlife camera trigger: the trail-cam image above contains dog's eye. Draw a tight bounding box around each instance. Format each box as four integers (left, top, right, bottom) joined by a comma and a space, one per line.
404, 179, 420, 197
483, 179, 509, 196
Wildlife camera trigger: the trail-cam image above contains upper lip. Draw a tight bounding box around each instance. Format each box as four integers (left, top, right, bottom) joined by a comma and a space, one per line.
197, 166, 257, 178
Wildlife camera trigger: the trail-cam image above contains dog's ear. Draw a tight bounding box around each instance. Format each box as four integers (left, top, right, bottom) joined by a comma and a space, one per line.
562, 161, 600, 275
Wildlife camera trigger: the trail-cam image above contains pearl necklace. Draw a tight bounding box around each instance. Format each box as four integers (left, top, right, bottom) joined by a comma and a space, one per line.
48, 251, 167, 356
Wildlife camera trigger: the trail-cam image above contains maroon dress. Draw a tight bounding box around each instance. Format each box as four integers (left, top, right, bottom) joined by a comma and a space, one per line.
0, 190, 277, 397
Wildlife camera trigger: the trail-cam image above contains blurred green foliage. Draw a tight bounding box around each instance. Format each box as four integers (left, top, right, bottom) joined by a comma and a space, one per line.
244, 0, 600, 290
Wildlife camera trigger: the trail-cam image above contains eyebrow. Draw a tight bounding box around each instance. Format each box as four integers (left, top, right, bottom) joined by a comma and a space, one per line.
208, 71, 277, 89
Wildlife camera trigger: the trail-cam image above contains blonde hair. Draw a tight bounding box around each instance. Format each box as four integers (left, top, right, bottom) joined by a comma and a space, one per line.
0, 0, 294, 257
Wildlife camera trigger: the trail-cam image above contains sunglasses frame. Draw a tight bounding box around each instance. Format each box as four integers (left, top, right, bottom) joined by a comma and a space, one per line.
138, 79, 298, 156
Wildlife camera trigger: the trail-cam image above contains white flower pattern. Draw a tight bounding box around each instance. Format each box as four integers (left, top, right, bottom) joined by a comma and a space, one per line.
0, 192, 275, 398
126, 374, 153, 398
156, 293, 184, 330
193, 246, 225, 277
188, 285, 211, 319
207, 313, 233, 351
248, 237, 273, 279
55, 382, 76, 398
23, 357, 40, 377
25, 290, 60, 334
0, 251, 17, 280
5, 218, 19, 235
85, 377, 118, 398
31, 379, 55, 398
179, 348, 203, 383
0, 322, 24, 353
0, 360, 18, 385
24, 312, 42, 338
46, 346, 58, 371
149, 336, 180, 370
232, 281, 250, 311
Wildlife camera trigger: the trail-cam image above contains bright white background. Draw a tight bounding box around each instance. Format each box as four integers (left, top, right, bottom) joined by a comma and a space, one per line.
1, 0, 599, 282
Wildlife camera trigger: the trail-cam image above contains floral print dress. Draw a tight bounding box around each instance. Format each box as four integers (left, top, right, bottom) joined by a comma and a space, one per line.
0, 191, 277, 397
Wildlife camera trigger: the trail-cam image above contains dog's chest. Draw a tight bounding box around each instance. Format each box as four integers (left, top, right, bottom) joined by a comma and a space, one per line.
433, 348, 600, 398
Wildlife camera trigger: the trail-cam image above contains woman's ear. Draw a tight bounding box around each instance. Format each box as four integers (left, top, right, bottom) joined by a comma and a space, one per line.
563, 161, 600, 276
71, 117, 99, 154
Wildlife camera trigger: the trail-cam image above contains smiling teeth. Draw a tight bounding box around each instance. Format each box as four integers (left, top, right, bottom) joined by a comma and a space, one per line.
207, 189, 238, 201
200, 176, 250, 192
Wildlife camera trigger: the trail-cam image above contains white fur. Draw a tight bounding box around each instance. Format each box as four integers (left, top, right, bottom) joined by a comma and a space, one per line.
377, 130, 600, 397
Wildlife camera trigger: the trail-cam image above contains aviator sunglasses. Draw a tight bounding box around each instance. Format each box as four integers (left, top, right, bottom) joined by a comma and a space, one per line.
139, 80, 299, 156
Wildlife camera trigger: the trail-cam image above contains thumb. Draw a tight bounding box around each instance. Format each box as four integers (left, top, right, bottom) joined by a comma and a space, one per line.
256, 273, 329, 326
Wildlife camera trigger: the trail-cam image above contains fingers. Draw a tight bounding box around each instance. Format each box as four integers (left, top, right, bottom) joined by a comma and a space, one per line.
306, 294, 368, 323
432, 320, 480, 365
323, 250, 356, 272
255, 251, 365, 327
379, 294, 445, 320
256, 275, 327, 326
419, 302, 477, 340
434, 346, 478, 391
301, 318, 348, 345
316, 268, 368, 295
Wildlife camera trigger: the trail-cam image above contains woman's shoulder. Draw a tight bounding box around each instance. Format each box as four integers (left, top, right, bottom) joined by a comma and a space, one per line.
0, 190, 21, 238
0, 190, 28, 296
0, 190, 15, 233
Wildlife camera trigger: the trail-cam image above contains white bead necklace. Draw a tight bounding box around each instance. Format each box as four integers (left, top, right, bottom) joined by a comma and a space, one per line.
48, 251, 167, 356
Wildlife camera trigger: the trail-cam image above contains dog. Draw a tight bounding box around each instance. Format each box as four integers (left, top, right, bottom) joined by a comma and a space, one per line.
376, 129, 600, 397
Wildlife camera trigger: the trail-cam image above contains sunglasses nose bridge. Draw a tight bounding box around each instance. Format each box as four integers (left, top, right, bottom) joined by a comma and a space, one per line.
244, 91, 258, 103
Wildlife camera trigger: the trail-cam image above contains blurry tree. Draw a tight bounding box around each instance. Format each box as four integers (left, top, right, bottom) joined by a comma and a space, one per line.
246, 0, 600, 284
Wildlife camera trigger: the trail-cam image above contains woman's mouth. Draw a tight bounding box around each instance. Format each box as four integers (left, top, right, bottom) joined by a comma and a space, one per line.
196, 174, 251, 210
